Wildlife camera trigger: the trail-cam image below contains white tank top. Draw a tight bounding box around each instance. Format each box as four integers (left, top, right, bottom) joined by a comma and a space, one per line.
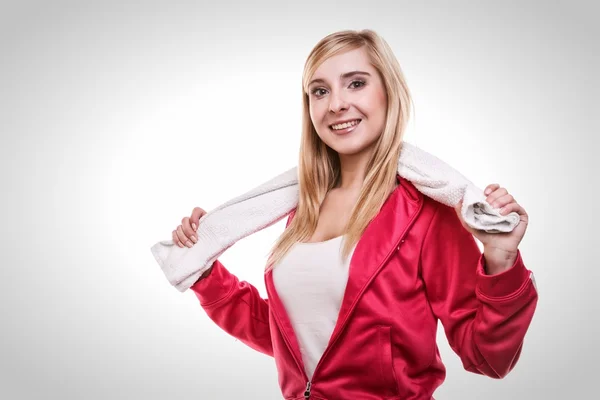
271, 235, 356, 380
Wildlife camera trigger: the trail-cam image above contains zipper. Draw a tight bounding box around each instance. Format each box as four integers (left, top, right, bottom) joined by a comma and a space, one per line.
304, 381, 312, 399
267, 290, 312, 397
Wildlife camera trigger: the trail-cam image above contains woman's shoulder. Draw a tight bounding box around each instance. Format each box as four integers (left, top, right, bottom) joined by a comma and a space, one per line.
392, 179, 460, 234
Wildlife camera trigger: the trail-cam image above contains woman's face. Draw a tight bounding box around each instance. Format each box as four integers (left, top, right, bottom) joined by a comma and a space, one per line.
307, 47, 388, 156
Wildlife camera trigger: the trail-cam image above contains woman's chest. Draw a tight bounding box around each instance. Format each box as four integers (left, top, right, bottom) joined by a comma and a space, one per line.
306, 189, 359, 242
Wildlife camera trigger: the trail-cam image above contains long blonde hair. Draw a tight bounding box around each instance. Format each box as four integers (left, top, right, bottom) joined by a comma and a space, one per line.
265, 29, 413, 272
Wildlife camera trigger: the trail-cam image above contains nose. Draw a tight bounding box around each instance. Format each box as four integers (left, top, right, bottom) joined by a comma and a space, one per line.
329, 91, 348, 113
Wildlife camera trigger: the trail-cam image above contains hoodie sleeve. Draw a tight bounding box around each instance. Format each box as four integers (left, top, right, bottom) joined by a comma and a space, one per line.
190, 259, 273, 357
420, 202, 538, 379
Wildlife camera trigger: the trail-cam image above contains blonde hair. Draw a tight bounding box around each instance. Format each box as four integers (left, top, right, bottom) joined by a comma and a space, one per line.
265, 29, 413, 271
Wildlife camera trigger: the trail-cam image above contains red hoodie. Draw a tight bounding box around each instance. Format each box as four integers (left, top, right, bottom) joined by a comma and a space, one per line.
191, 174, 538, 399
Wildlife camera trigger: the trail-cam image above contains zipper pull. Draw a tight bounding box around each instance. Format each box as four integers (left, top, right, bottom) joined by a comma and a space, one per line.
304, 381, 311, 399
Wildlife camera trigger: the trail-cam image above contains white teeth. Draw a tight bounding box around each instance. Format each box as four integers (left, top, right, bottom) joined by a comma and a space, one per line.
331, 119, 360, 130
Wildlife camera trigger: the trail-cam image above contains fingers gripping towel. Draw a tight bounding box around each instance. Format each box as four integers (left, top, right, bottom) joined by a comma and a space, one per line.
150, 142, 520, 292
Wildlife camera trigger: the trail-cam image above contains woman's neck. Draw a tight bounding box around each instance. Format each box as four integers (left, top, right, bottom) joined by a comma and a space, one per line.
336, 149, 372, 190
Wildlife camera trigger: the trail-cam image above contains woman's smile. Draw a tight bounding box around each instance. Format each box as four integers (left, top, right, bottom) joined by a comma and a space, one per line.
329, 119, 362, 135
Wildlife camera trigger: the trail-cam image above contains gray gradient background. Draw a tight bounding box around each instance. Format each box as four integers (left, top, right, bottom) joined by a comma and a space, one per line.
1, 0, 597, 399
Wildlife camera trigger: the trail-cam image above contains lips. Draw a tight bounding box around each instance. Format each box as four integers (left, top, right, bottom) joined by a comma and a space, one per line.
329, 119, 362, 130
329, 119, 362, 135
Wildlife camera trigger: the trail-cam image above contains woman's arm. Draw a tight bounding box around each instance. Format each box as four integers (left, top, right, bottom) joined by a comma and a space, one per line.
421, 202, 538, 379
190, 259, 273, 357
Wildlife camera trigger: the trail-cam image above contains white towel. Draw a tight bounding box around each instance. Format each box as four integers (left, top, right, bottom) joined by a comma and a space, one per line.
150, 142, 520, 292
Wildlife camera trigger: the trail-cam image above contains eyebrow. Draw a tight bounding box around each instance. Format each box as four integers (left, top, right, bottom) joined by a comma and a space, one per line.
308, 70, 371, 87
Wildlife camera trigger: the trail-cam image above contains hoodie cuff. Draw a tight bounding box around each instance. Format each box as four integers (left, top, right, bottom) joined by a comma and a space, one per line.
189, 260, 235, 307
476, 249, 530, 299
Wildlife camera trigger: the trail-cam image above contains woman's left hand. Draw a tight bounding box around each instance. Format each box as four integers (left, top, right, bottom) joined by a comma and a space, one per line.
454, 183, 529, 271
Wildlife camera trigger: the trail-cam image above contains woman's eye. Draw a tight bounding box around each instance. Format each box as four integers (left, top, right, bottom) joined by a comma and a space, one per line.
310, 82, 363, 97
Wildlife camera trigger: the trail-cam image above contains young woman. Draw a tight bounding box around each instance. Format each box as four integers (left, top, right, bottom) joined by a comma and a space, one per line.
171, 30, 538, 400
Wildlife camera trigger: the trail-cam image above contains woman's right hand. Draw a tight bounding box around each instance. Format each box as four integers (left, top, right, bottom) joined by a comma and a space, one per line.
172, 207, 207, 248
